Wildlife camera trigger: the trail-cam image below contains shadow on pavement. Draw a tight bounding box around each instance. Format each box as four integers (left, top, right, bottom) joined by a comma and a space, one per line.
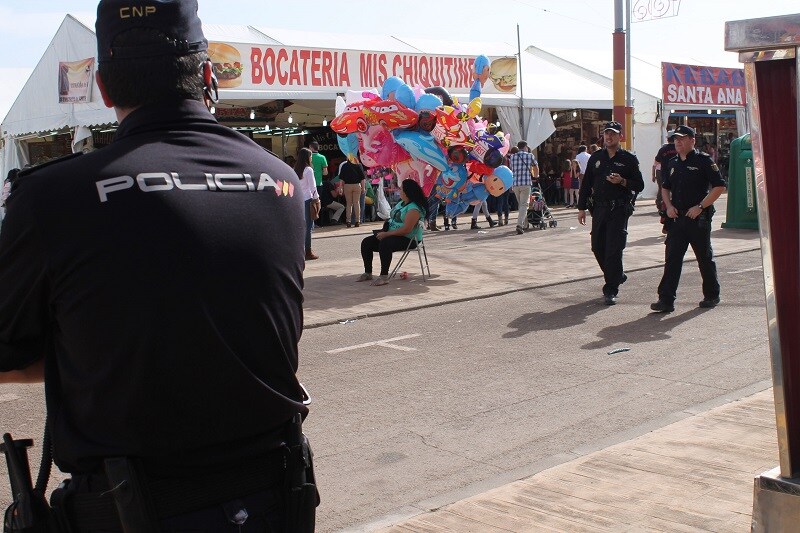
713, 228, 760, 241
460, 227, 565, 245
626, 234, 666, 248
581, 307, 709, 350
503, 300, 605, 339
301, 273, 456, 312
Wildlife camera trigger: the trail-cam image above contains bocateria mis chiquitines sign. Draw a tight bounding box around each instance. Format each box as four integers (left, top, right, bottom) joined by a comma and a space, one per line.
206, 41, 518, 95
661, 62, 747, 107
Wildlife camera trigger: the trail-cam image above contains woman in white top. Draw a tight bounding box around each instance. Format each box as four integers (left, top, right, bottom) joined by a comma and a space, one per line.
295, 147, 321, 260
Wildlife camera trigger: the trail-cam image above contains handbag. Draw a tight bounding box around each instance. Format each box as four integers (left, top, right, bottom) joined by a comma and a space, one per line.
309, 200, 321, 220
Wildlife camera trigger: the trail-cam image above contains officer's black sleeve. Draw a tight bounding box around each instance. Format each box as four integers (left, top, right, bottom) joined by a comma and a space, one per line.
577, 154, 595, 210
0, 177, 50, 371
704, 156, 728, 189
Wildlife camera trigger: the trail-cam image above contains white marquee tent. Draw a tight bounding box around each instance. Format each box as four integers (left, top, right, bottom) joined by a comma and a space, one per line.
2, 14, 665, 198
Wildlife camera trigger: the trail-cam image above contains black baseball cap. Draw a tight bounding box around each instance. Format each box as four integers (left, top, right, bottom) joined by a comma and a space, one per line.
602, 121, 622, 134
672, 125, 696, 138
96, 0, 207, 63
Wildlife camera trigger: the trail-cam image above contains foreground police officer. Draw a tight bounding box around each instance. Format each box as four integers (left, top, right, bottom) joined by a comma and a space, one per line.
650, 125, 727, 313
577, 121, 644, 305
0, 1, 317, 530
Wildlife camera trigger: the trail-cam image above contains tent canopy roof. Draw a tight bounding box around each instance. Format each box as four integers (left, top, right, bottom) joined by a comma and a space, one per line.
3, 16, 642, 137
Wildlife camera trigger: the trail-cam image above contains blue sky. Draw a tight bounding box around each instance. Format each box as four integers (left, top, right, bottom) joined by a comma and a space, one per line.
1, 0, 797, 121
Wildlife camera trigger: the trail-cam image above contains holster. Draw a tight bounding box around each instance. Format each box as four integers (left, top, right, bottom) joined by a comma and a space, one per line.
102, 458, 160, 533
284, 414, 320, 533
1, 434, 60, 533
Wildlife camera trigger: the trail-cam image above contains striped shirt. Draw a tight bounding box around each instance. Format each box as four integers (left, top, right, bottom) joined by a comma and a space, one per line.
509, 151, 538, 187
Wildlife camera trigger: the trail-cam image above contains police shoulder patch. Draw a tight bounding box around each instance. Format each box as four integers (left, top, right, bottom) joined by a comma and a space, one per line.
17, 152, 83, 178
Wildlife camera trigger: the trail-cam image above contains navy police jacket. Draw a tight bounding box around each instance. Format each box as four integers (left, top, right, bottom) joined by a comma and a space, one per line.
663, 150, 727, 211
577, 147, 644, 210
0, 100, 308, 474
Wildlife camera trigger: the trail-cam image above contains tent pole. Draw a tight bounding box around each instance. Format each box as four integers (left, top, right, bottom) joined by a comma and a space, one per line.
517, 24, 525, 143
625, 0, 634, 151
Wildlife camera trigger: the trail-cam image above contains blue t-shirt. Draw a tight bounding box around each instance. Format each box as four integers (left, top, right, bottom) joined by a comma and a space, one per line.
388, 201, 423, 240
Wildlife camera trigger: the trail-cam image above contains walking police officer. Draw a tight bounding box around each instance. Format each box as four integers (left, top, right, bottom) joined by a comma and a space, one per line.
650, 125, 727, 312
578, 121, 644, 305
0, 1, 317, 530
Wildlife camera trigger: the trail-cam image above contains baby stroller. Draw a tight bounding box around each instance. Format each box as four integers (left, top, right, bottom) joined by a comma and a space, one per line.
526, 187, 557, 229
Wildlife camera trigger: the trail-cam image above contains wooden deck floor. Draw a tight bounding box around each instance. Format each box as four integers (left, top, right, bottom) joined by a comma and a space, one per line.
380, 390, 777, 532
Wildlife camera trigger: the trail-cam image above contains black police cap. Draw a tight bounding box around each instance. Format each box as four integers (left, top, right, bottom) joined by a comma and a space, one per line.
672, 125, 696, 138
96, 0, 207, 63
602, 121, 622, 134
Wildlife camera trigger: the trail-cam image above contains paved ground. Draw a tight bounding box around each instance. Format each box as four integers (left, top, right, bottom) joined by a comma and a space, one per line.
376, 389, 776, 532
298, 195, 778, 531
302, 195, 760, 329
0, 195, 778, 532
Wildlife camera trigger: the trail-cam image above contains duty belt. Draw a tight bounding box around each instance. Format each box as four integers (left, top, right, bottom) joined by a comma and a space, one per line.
58, 452, 285, 531
591, 199, 630, 208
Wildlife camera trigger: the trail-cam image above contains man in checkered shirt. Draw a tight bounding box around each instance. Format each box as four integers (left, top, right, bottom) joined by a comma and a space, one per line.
509, 141, 539, 234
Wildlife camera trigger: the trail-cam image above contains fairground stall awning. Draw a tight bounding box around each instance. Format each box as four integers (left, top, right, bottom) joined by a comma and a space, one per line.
2, 14, 625, 186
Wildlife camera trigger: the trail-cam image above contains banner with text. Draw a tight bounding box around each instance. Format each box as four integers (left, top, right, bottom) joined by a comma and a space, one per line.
207, 41, 517, 95
58, 58, 94, 103
661, 62, 746, 107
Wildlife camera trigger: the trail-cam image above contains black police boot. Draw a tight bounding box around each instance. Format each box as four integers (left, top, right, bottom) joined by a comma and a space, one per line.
699, 297, 720, 308
650, 299, 675, 313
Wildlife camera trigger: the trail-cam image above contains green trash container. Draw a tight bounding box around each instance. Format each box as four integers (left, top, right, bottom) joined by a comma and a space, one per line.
722, 133, 759, 230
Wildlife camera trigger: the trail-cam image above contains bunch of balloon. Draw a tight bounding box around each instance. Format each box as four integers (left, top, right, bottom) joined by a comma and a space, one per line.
329, 55, 514, 214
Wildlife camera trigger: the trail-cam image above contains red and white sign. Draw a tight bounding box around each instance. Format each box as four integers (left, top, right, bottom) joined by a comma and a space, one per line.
662, 62, 746, 107
207, 41, 513, 95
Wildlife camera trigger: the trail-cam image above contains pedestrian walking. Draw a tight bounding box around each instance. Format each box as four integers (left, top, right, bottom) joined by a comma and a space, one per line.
651, 125, 727, 312
577, 121, 644, 305
509, 141, 539, 234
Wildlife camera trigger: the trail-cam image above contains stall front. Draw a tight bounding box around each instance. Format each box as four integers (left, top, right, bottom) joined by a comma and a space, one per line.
3, 16, 650, 198
660, 61, 749, 179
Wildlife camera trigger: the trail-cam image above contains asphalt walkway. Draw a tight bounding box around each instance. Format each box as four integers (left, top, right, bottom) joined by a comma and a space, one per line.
303, 195, 778, 531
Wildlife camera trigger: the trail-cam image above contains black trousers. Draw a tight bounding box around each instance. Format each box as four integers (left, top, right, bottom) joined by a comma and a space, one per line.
361, 234, 412, 276
657, 212, 720, 303
590, 205, 631, 296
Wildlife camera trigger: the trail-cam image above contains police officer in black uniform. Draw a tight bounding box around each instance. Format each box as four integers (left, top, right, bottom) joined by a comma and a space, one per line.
0, 1, 316, 530
650, 125, 727, 313
577, 121, 644, 305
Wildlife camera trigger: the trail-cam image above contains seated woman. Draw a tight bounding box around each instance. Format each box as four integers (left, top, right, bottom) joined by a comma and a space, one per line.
358, 179, 428, 286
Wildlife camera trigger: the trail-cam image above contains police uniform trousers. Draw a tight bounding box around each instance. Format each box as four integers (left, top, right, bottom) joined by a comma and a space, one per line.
590, 204, 630, 296
657, 212, 720, 304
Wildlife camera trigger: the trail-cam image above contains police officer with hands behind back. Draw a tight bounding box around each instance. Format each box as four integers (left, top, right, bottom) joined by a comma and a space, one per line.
577, 121, 644, 305
650, 125, 727, 313
0, 1, 317, 531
